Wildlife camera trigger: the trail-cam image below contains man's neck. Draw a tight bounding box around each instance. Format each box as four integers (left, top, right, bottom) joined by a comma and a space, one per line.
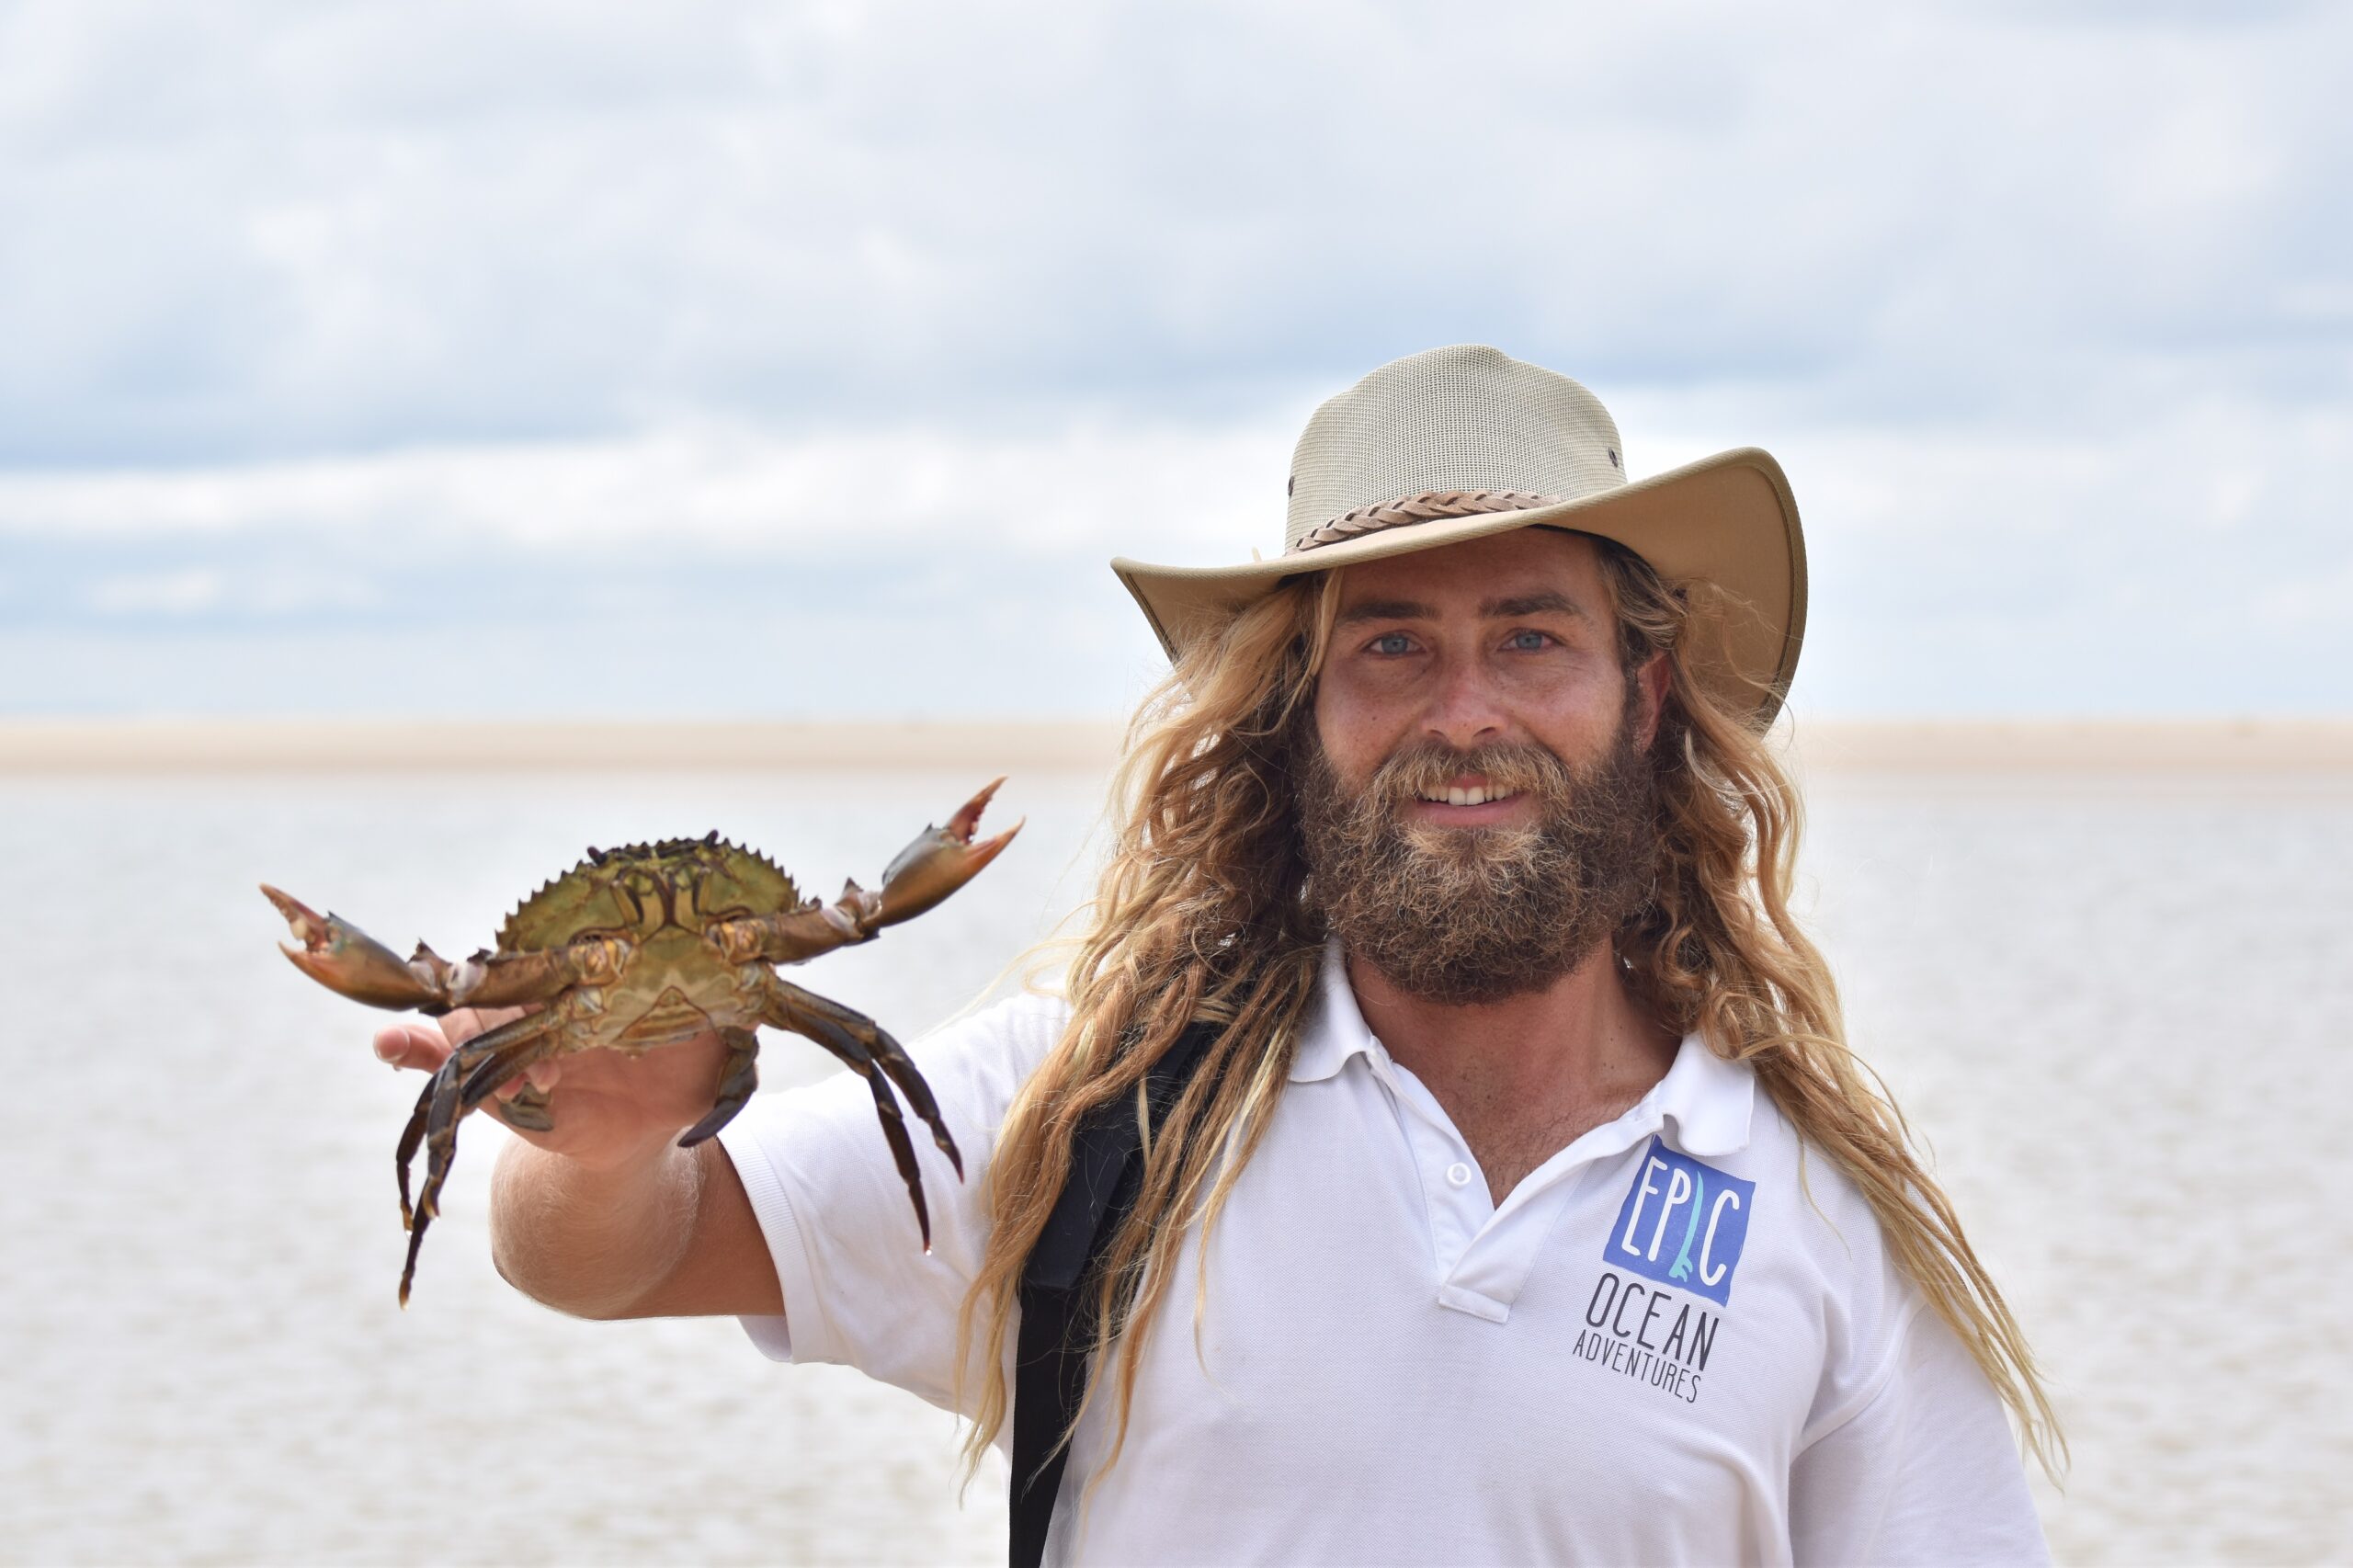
1345, 942, 1682, 1203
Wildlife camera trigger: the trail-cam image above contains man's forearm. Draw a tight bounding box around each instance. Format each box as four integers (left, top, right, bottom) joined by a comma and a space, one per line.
487, 1134, 704, 1319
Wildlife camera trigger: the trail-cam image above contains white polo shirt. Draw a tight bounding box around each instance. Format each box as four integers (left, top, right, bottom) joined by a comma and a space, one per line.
720, 940, 2048, 1565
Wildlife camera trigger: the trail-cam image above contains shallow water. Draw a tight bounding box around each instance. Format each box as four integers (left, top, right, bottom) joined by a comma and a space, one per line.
1, 767, 2347, 1564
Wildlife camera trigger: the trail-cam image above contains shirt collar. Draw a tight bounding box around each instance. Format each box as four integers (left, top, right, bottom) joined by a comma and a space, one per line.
1288, 935, 1756, 1156
1288, 935, 1381, 1084
1640, 1017, 1756, 1157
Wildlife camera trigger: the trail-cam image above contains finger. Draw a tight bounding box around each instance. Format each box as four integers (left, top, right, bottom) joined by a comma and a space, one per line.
374, 1023, 452, 1072
438, 1008, 492, 1048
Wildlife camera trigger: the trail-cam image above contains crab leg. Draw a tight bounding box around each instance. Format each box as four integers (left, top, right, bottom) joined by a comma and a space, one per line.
457, 1031, 561, 1114
756, 973, 962, 1249
708, 779, 1023, 967
494, 1084, 555, 1133
447, 937, 626, 1011
677, 1027, 762, 1149
398, 1008, 562, 1307
763, 975, 962, 1177
395, 1007, 563, 1228
394, 1075, 437, 1232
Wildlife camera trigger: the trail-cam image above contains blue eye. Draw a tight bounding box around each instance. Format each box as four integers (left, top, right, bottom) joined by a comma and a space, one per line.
1506, 630, 1553, 652
1370, 632, 1413, 655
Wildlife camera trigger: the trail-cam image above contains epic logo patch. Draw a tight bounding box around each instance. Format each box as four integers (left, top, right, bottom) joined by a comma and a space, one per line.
1607, 1137, 1756, 1307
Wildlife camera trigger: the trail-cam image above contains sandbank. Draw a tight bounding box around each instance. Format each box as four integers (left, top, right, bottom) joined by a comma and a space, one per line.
0, 716, 2348, 776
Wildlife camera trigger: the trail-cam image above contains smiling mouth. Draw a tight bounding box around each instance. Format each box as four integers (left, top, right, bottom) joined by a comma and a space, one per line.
1412, 781, 1521, 808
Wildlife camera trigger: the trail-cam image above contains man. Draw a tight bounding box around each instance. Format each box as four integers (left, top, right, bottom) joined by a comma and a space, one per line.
376, 346, 2059, 1563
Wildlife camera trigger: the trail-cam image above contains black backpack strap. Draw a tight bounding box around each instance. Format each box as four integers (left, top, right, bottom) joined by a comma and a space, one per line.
1009, 1019, 1219, 1568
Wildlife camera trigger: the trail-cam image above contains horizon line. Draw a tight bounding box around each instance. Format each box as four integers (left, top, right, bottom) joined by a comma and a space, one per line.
3, 715, 2350, 776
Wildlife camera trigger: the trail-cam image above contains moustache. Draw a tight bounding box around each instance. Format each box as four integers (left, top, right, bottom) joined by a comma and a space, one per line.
1362, 738, 1577, 813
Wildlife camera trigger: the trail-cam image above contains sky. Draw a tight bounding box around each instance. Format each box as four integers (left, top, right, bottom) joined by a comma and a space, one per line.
1, 0, 2347, 721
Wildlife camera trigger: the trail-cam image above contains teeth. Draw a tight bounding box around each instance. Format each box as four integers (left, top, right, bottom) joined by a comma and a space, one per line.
1418, 786, 1518, 807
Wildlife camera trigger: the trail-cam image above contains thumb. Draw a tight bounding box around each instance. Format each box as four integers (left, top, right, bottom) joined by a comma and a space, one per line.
374, 1022, 452, 1073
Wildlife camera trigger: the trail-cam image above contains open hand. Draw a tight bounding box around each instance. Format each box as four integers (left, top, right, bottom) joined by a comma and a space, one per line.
371, 1009, 732, 1173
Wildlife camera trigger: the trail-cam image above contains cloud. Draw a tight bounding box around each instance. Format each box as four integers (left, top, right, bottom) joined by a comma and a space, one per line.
0, 418, 1285, 718
85, 567, 224, 616
0, 418, 1289, 562
5, 394, 2347, 716
0, 0, 2347, 461
1, 0, 2347, 716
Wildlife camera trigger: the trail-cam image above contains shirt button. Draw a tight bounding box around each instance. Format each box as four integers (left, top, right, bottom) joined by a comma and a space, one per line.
1446, 1162, 1473, 1188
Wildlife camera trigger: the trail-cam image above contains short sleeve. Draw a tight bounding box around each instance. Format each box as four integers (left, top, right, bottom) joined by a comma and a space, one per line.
1788, 1298, 2051, 1566
714, 990, 1069, 1415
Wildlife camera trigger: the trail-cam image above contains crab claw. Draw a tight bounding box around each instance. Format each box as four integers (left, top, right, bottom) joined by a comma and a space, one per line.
870, 778, 1023, 929
261, 884, 446, 1011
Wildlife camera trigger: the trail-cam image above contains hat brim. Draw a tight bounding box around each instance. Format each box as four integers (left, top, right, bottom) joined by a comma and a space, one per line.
1110, 446, 1806, 727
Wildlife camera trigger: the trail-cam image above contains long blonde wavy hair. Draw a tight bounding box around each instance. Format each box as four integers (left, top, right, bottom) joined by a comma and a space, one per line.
955, 532, 2066, 1491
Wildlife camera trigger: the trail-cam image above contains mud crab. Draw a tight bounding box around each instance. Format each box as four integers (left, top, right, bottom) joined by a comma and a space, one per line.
262, 779, 1020, 1305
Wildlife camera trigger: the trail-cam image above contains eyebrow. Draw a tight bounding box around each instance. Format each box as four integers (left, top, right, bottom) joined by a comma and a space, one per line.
1486, 591, 1587, 620
1334, 590, 1590, 628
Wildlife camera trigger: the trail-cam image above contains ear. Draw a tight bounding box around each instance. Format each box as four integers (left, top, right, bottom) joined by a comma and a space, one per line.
1632, 651, 1671, 753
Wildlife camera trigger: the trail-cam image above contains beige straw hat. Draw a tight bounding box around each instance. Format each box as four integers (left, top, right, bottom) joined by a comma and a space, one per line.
1111, 344, 1808, 724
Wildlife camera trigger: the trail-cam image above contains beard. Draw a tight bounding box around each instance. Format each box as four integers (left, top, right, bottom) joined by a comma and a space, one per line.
1292, 704, 1661, 1007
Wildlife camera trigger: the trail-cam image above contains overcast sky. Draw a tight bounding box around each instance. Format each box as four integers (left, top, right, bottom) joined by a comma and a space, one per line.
2, 0, 2346, 720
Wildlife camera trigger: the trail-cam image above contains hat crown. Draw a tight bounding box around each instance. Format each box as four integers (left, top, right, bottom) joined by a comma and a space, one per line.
1285, 345, 1628, 551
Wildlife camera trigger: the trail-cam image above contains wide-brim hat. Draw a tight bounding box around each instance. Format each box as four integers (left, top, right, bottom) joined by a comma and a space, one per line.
1110, 344, 1807, 725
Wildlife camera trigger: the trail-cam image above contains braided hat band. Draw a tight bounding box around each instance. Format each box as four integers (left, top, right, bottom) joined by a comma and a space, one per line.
1289, 489, 1566, 555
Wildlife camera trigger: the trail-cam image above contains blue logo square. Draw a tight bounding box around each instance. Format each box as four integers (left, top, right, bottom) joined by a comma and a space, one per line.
1606, 1137, 1756, 1307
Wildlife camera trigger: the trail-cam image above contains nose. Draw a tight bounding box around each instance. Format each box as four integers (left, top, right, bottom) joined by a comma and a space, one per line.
1421, 654, 1509, 753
